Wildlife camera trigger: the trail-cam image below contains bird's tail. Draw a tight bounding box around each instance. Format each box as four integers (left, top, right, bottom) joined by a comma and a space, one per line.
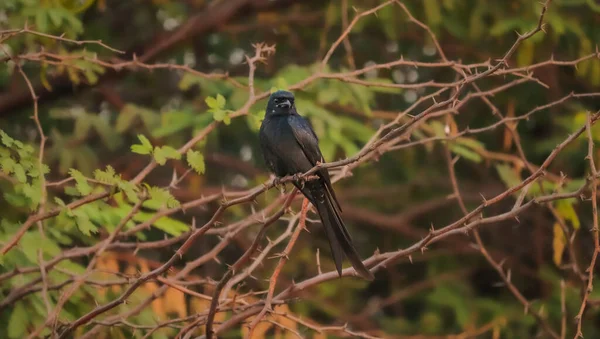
308, 182, 374, 281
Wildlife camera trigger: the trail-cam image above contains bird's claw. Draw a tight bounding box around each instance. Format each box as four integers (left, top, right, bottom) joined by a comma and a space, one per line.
292, 173, 306, 189
272, 176, 287, 193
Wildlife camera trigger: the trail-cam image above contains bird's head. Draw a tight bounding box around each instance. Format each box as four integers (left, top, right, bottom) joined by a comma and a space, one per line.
266, 90, 296, 116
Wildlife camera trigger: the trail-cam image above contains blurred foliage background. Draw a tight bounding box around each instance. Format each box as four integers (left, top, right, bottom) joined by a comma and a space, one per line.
1, 0, 600, 338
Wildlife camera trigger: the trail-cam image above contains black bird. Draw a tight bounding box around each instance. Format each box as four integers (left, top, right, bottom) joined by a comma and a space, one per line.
259, 90, 374, 280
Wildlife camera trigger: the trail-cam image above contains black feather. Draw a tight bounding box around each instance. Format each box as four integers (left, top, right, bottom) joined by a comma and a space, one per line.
259, 90, 374, 280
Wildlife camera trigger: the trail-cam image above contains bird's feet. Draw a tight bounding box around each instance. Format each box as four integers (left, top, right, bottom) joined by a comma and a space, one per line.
271, 176, 286, 193
292, 173, 306, 189
274, 176, 299, 194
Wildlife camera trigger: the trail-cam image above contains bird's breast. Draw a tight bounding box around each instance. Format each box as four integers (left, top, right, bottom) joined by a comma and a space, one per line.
261, 117, 296, 144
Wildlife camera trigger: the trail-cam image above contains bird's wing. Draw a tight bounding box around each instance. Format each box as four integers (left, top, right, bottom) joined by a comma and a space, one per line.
259, 123, 283, 176
287, 115, 321, 164
287, 114, 343, 212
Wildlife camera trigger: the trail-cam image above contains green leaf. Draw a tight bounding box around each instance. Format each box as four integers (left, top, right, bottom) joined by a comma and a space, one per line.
564, 178, 587, 192
27, 166, 41, 178
47, 8, 63, 27
132, 211, 188, 236
495, 163, 521, 188
179, 73, 199, 90
186, 150, 205, 174
22, 182, 42, 208
35, 10, 49, 33
0, 147, 10, 157
450, 144, 482, 163
528, 180, 557, 198
212, 109, 226, 122
131, 134, 154, 155
93, 116, 122, 151
138, 134, 152, 149
430, 120, 446, 137
216, 94, 226, 108
56, 259, 86, 275
74, 210, 98, 236
153, 148, 167, 165
131, 145, 150, 155
82, 65, 101, 84
54, 197, 66, 207
20, 231, 61, 262
424, 0, 442, 26
324, 1, 338, 27
427, 284, 471, 327
161, 146, 181, 159
377, 5, 398, 40
148, 186, 180, 208
368, 78, 403, 94
1, 156, 16, 174
118, 180, 139, 203
8, 302, 28, 338
120, 104, 159, 130
151, 110, 195, 138
205, 96, 218, 109
57, 7, 83, 33
4, 191, 27, 207
19, 159, 34, 170
455, 137, 485, 150
116, 107, 138, 133
69, 169, 92, 195
74, 117, 92, 140
13, 164, 27, 183
59, 150, 74, 174
94, 165, 118, 185
0, 130, 14, 147
153, 146, 181, 165
490, 18, 528, 36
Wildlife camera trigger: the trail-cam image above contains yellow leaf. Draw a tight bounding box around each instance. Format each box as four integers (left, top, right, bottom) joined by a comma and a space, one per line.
553, 223, 566, 266
517, 40, 535, 67
241, 317, 272, 338
94, 253, 121, 295
555, 199, 580, 229
190, 298, 210, 314
272, 304, 298, 339
163, 286, 187, 318
503, 100, 515, 151
190, 286, 227, 335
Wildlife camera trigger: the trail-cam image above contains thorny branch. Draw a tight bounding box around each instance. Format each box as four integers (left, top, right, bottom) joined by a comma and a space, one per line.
574, 113, 600, 338
2, 0, 600, 338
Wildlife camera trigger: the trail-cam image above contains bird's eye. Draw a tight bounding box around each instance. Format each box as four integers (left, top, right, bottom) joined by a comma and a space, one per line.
274, 98, 279, 103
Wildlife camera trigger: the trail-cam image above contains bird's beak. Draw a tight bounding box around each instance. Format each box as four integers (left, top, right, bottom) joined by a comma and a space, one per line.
277, 99, 291, 108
